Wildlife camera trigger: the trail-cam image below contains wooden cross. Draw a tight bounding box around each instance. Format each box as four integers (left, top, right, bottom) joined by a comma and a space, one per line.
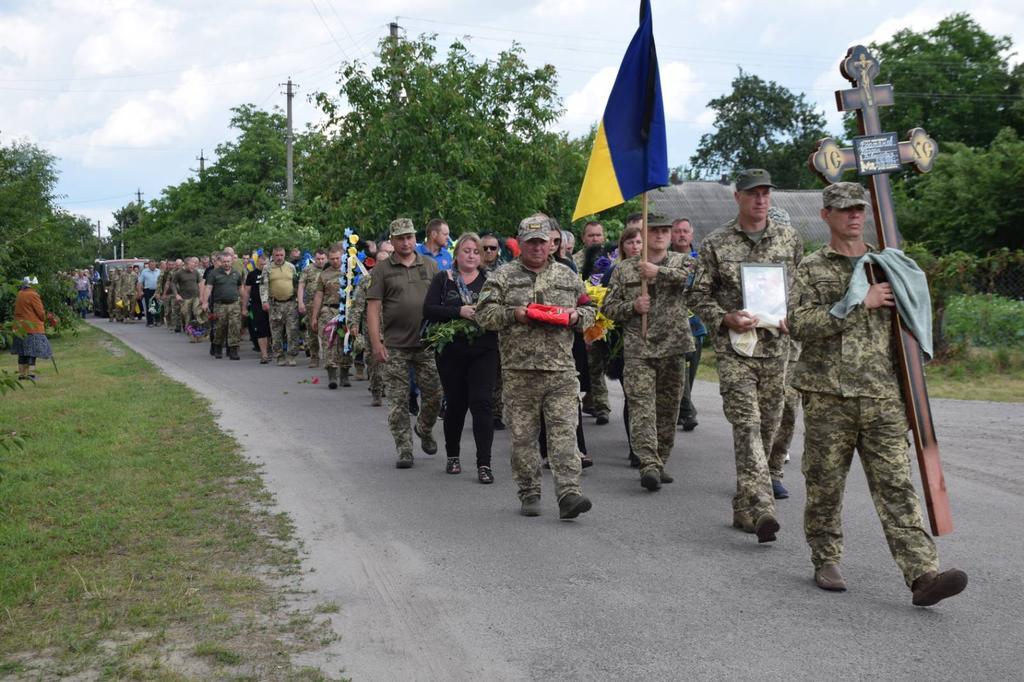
807, 45, 952, 536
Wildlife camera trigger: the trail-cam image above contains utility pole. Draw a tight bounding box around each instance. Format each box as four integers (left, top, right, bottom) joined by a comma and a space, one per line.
136, 188, 144, 206
281, 78, 296, 203
388, 21, 400, 104
196, 149, 206, 177
389, 20, 399, 40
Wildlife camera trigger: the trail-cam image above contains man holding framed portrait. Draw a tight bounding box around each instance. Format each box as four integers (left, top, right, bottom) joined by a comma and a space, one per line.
687, 168, 804, 544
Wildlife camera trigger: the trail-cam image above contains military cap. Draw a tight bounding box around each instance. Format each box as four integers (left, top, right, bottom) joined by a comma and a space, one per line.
735, 168, 777, 191
389, 218, 416, 237
648, 213, 673, 228
518, 214, 552, 242
823, 182, 870, 209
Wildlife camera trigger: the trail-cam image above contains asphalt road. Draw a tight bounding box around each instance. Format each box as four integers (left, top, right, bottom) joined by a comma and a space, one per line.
92, 318, 1023, 681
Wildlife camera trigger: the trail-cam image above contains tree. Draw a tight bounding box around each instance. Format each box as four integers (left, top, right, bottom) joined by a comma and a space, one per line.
896, 127, 1024, 254
690, 68, 830, 189
124, 104, 303, 257
310, 34, 565, 236
849, 13, 1023, 148
215, 209, 322, 255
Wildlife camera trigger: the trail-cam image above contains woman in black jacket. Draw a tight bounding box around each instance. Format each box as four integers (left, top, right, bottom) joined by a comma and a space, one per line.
422, 233, 499, 484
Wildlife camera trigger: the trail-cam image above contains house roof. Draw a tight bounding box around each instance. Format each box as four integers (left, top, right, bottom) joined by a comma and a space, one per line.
647, 181, 880, 248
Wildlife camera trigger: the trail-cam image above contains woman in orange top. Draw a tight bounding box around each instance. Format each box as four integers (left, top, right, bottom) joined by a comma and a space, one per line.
10, 277, 53, 381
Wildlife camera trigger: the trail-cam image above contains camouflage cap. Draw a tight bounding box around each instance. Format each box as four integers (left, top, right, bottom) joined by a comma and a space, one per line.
648, 213, 673, 228
518, 214, 552, 242
823, 182, 870, 209
389, 218, 416, 237
735, 168, 777, 191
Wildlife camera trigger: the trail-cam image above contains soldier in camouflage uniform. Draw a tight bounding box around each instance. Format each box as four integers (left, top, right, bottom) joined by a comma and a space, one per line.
790, 182, 967, 605
687, 169, 803, 543
201, 253, 244, 359
603, 218, 695, 491
260, 247, 301, 366
311, 245, 346, 389
173, 257, 204, 342
110, 269, 126, 322
367, 219, 442, 467
477, 214, 597, 520
298, 249, 327, 368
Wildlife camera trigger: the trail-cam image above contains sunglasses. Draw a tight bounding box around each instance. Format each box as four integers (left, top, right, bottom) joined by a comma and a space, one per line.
482, 245, 498, 251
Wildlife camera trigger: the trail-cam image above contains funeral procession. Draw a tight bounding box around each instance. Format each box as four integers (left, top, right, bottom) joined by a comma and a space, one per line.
4, 0, 1024, 679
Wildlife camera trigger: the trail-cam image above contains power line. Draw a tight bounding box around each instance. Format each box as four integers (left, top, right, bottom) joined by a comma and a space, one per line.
309, 0, 349, 61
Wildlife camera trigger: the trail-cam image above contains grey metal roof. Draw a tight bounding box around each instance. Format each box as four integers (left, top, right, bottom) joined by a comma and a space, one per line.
648, 181, 878, 249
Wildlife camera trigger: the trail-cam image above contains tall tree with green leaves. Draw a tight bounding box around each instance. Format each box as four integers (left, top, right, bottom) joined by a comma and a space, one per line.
690, 68, 830, 189
897, 127, 1024, 254
849, 13, 1022, 148
310, 34, 565, 236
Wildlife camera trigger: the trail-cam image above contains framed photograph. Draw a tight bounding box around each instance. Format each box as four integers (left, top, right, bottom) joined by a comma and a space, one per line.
740, 263, 788, 319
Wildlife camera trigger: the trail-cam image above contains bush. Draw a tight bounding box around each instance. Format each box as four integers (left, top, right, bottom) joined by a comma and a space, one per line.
943, 294, 1024, 347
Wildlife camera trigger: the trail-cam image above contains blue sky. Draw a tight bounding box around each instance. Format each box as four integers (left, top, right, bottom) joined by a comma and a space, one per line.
1, 0, 1020, 235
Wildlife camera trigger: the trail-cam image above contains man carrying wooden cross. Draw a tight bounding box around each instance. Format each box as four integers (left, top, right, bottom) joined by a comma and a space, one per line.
789, 182, 967, 606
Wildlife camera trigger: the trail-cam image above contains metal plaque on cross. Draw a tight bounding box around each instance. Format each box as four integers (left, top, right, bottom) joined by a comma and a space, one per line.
806, 44, 953, 537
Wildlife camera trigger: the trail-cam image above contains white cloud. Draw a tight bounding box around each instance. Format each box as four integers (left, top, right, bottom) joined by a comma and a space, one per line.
529, 0, 589, 20
695, 0, 740, 27
560, 60, 704, 133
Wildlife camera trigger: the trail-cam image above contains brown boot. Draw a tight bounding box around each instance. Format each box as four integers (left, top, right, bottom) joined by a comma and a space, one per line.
814, 564, 847, 592
911, 569, 968, 606
354, 364, 366, 381
754, 513, 780, 543
308, 356, 318, 368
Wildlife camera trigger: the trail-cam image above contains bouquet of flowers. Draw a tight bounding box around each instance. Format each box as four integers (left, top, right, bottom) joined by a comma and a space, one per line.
583, 282, 614, 343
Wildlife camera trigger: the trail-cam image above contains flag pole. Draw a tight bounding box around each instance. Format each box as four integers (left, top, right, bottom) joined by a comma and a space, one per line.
640, 192, 649, 338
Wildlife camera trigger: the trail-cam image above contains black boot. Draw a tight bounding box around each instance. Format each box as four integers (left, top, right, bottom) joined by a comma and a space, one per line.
228, 346, 240, 360
210, 340, 217, 356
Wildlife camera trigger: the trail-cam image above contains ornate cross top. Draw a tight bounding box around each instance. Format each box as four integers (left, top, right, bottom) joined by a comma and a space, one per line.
806, 44, 953, 537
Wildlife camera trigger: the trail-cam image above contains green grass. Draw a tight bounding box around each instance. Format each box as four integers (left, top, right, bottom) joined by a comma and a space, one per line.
0, 326, 341, 679
696, 343, 1024, 402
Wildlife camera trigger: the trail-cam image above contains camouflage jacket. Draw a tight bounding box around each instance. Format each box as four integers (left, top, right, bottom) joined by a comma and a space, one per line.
313, 266, 343, 310
477, 259, 596, 372
602, 252, 696, 358
153, 271, 167, 297
298, 264, 322, 306
686, 216, 803, 358
348, 276, 372, 332
789, 244, 900, 399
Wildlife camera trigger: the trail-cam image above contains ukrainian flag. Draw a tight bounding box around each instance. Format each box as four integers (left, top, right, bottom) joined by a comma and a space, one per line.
572, 0, 668, 221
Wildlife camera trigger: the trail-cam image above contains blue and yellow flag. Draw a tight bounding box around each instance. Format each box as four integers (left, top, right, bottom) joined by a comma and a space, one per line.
572, 0, 668, 221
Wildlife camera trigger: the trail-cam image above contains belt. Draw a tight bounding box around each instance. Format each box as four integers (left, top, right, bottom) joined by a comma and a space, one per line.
213, 299, 238, 305
273, 296, 296, 302
321, 302, 341, 308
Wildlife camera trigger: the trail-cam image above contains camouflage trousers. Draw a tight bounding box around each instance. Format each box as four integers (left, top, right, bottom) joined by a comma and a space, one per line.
168, 296, 182, 330
492, 359, 504, 423
768, 357, 801, 479
802, 392, 938, 585
717, 352, 786, 520
113, 295, 129, 321
318, 307, 352, 370
303, 305, 319, 364
364, 333, 383, 398
212, 302, 242, 348
623, 354, 686, 475
582, 342, 610, 416
382, 347, 441, 456
504, 369, 582, 502
161, 296, 172, 326
180, 297, 202, 333
269, 299, 300, 358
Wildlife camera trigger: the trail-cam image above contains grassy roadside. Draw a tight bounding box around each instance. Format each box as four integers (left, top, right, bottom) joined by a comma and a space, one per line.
695, 345, 1024, 402
0, 326, 342, 680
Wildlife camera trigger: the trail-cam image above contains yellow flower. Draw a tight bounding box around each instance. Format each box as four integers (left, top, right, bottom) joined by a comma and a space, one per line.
349, 234, 359, 244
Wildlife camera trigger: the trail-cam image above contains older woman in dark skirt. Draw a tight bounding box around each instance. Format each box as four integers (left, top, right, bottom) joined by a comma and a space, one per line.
10, 277, 53, 382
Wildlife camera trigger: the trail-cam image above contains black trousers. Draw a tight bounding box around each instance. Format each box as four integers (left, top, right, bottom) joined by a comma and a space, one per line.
679, 335, 703, 420
435, 342, 498, 467
142, 288, 157, 325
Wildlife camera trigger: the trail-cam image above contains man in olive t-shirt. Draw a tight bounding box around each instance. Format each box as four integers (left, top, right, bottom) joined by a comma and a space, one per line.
172, 256, 203, 342
202, 253, 244, 359
366, 218, 442, 468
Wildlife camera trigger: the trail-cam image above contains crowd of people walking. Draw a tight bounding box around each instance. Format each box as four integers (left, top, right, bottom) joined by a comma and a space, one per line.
88, 169, 966, 607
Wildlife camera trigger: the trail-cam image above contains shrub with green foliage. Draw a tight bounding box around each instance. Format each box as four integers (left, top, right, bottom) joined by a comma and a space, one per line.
943, 294, 1024, 348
